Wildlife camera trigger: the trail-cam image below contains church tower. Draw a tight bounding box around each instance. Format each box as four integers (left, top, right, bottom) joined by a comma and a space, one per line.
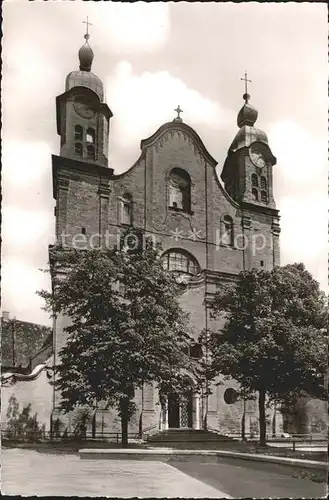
51, 28, 114, 394
221, 89, 276, 210
55, 30, 113, 167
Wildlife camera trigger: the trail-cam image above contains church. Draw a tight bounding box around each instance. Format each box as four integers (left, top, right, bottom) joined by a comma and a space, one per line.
3, 31, 295, 439
49, 30, 283, 438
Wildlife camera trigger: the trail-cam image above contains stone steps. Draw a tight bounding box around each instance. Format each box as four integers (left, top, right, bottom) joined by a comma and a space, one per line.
147, 429, 234, 443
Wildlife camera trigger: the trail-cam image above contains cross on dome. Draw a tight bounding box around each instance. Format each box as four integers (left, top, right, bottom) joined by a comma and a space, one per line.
78, 17, 94, 71
240, 71, 251, 103
83, 16, 93, 41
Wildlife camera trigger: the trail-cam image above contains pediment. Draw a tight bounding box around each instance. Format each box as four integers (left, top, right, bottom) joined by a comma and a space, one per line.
140, 121, 218, 168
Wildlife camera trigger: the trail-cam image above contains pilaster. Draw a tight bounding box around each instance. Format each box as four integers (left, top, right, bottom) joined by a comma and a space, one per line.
271, 217, 281, 266
241, 214, 252, 270
56, 175, 70, 244
98, 181, 111, 247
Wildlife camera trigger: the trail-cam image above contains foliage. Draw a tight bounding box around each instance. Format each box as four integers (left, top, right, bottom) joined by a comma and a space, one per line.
200, 263, 327, 444
4, 395, 45, 441
39, 228, 194, 444
71, 408, 93, 438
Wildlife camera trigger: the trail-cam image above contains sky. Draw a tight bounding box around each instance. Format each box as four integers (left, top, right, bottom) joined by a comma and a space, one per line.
2, 1, 328, 325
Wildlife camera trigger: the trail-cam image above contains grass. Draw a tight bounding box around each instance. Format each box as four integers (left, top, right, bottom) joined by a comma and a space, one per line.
148, 439, 328, 462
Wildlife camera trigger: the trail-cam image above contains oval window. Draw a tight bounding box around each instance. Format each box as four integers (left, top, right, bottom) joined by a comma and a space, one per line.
224, 388, 238, 404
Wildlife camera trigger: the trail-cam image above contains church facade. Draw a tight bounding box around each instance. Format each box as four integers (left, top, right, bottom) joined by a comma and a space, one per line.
51, 34, 283, 437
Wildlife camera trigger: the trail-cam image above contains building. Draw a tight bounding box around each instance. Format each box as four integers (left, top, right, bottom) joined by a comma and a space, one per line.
1, 311, 52, 371
50, 32, 283, 437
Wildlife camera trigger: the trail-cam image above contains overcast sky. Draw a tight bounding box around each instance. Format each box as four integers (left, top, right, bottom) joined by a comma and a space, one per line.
2, 1, 328, 325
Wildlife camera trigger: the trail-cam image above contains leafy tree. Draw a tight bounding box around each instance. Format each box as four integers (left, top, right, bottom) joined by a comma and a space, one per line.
71, 408, 93, 439
5, 395, 45, 441
200, 263, 327, 446
39, 228, 194, 445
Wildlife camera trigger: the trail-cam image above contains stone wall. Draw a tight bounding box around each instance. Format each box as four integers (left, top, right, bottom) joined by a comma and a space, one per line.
1, 357, 53, 431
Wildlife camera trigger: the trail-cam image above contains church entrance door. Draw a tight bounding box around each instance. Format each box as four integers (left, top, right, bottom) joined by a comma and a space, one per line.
167, 391, 193, 428
168, 393, 180, 428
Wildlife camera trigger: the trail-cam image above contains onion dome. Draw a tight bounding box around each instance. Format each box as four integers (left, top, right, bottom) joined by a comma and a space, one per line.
237, 93, 258, 127
65, 33, 104, 101
78, 37, 94, 71
229, 93, 268, 152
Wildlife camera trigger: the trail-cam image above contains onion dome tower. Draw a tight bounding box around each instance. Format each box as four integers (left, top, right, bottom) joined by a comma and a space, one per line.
55, 26, 113, 168
221, 77, 276, 208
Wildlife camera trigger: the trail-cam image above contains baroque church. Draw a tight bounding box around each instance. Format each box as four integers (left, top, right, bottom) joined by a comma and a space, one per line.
6, 30, 306, 439
49, 32, 283, 437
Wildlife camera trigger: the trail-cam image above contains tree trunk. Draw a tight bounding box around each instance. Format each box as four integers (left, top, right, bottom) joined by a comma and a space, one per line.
258, 388, 266, 446
120, 398, 129, 447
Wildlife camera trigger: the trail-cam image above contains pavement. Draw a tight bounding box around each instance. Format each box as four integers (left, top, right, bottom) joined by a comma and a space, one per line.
2, 447, 327, 498
1, 448, 229, 497
171, 457, 327, 499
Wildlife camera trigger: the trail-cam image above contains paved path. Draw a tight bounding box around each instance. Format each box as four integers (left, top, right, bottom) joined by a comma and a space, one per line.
171, 456, 327, 498
2, 448, 327, 498
2, 448, 229, 497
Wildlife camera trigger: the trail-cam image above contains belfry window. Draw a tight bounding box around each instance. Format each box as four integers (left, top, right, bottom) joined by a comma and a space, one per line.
252, 188, 259, 202
221, 215, 234, 246
86, 128, 95, 144
261, 190, 268, 203
251, 174, 258, 187
161, 249, 200, 275
75, 125, 83, 141
260, 176, 267, 190
121, 193, 133, 226
75, 143, 83, 157
87, 145, 95, 160
168, 168, 191, 212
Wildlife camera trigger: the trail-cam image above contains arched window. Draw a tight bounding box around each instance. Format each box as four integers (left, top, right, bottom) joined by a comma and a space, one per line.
121, 193, 133, 225
252, 188, 259, 202
74, 125, 83, 141
261, 190, 268, 203
161, 249, 200, 275
260, 176, 267, 190
87, 145, 95, 160
75, 143, 83, 156
168, 168, 191, 212
221, 215, 234, 246
86, 128, 95, 144
251, 174, 258, 187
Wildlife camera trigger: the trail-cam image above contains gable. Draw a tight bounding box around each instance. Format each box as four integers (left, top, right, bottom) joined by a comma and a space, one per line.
141, 121, 218, 168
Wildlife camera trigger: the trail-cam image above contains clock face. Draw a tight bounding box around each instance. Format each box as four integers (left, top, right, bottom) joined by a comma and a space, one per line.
249, 145, 266, 169
73, 97, 96, 119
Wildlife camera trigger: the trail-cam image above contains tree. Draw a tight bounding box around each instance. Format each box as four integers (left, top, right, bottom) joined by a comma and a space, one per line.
5, 395, 45, 441
200, 263, 327, 446
39, 229, 194, 445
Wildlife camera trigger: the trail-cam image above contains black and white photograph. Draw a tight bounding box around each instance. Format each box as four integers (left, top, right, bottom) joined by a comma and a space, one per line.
1, 1, 328, 497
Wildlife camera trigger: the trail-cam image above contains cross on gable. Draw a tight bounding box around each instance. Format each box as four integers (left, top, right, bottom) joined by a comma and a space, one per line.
174, 105, 183, 119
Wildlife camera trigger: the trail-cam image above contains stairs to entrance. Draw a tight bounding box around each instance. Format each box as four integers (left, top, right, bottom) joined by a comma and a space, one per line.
146, 428, 234, 445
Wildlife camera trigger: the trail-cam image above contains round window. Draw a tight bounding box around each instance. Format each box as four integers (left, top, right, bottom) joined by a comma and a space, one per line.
224, 388, 238, 404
